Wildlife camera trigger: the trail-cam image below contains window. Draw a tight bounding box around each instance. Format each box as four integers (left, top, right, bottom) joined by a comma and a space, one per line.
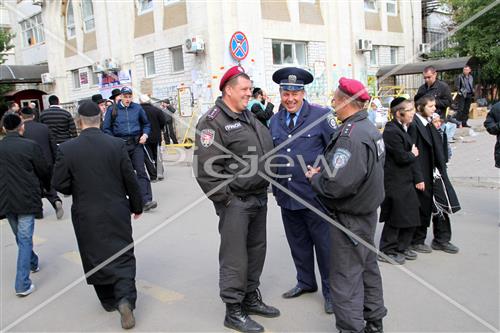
364, 0, 377, 12
88, 66, 99, 85
72, 70, 80, 89
171, 46, 184, 72
390, 47, 398, 64
82, 0, 95, 32
66, 0, 75, 38
137, 0, 153, 14
386, 0, 397, 15
20, 14, 45, 47
144, 52, 156, 76
272, 41, 307, 66
369, 46, 378, 66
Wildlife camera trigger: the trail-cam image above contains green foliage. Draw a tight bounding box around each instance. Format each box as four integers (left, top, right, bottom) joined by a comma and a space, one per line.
0, 28, 14, 65
443, 0, 500, 83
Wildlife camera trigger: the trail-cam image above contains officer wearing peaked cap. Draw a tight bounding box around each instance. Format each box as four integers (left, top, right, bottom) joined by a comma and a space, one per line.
193, 66, 279, 333
306, 77, 387, 333
269, 67, 337, 314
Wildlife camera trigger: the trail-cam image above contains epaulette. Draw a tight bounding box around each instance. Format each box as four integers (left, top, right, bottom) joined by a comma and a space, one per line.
207, 106, 221, 120
341, 123, 354, 137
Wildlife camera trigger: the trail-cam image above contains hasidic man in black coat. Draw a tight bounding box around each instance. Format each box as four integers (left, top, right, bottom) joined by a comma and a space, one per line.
20, 107, 64, 220
408, 95, 460, 255
484, 101, 500, 168
140, 95, 166, 181
0, 113, 51, 297
52, 102, 143, 330
378, 98, 421, 265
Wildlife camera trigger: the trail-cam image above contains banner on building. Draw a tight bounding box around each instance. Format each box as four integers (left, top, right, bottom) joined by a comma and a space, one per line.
98, 70, 132, 99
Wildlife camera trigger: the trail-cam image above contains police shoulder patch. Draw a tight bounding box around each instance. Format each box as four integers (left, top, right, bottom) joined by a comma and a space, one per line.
332, 148, 351, 169
200, 129, 215, 148
326, 113, 338, 129
207, 107, 221, 120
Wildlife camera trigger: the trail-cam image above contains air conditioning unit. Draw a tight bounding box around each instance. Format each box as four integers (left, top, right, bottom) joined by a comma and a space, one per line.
32, 0, 43, 6
185, 36, 205, 53
419, 43, 432, 54
41, 73, 53, 84
92, 62, 104, 73
356, 39, 373, 52
104, 58, 119, 71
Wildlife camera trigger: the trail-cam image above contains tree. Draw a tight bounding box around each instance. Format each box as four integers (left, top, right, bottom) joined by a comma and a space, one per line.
0, 28, 14, 65
442, 0, 500, 87
0, 28, 15, 113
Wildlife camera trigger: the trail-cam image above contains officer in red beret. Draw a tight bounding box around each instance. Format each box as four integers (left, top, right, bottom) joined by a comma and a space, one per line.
193, 66, 279, 333
305, 77, 387, 333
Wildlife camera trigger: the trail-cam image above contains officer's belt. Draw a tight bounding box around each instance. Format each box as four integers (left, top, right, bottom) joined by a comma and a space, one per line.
119, 135, 140, 145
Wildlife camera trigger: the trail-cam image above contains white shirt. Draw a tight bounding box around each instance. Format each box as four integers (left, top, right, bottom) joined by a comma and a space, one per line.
416, 113, 430, 127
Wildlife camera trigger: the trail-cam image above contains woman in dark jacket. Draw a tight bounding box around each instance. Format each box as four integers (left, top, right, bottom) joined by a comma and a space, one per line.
379, 98, 421, 265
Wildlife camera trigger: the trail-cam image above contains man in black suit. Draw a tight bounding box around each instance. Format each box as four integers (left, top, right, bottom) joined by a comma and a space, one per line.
52, 101, 143, 329
378, 98, 420, 265
20, 107, 64, 220
139, 95, 166, 181
408, 95, 460, 254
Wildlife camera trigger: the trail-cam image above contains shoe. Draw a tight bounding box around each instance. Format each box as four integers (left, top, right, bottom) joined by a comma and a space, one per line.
117, 299, 135, 329
409, 244, 433, 254
431, 241, 459, 254
101, 302, 116, 312
150, 179, 159, 183
282, 285, 317, 298
143, 201, 158, 212
16, 283, 35, 297
224, 303, 264, 333
365, 319, 384, 333
31, 266, 40, 273
399, 249, 418, 260
35, 212, 43, 219
463, 124, 471, 128
377, 252, 405, 265
55, 201, 64, 220
324, 297, 334, 314
242, 289, 280, 318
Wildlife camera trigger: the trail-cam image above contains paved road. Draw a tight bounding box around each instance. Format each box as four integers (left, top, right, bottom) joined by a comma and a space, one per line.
1, 117, 498, 332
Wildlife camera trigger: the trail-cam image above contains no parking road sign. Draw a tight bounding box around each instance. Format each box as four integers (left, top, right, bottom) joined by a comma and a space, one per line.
229, 31, 249, 61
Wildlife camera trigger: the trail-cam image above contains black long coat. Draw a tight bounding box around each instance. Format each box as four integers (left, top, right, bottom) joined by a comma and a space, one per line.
0, 132, 51, 216
408, 116, 460, 225
379, 120, 420, 228
141, 103, 166, 144
52, 128, 143, 285
23, 120, 57, 166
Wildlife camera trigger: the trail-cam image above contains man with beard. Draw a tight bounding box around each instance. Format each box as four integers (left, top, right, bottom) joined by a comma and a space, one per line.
53, 101, 143, 329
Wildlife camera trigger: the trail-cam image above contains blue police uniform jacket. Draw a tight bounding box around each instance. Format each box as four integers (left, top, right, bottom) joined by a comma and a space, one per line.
103, 101, 151, 138
269, 100, 338, 210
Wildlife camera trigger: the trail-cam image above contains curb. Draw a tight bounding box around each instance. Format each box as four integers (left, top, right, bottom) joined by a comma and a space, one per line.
450, 177, 500, 189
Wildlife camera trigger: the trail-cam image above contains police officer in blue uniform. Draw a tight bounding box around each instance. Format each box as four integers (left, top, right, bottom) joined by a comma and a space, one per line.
269, 67, 337, 314
306, 78, 387, 333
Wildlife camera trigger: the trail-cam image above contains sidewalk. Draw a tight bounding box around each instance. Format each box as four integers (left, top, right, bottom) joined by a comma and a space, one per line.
447, 117, 499, 188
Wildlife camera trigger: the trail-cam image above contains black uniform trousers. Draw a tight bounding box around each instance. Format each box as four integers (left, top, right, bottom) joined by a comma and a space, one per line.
144, 142, 159, 180
457, 95, 472, 126
125, 142, 152, 204
214, 193, 268, 304
412, 213, 452, 245
163, 121, 178, 144
93, 278, 137, 310
330, 211, 387, 333
379, 225, 416, 254
281, 208, 331, 298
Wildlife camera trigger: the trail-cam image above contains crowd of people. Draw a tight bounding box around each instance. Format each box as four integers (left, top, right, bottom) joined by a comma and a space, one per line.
1, 62, 498, 333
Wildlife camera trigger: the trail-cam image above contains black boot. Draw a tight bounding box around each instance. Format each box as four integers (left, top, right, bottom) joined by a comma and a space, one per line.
365, 319, 384, 333
117, 298, 135, 329
224, 303, 264, 333
242, 289, 280, 318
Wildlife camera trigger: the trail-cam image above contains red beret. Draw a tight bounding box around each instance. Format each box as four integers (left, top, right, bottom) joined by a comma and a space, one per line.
219, 65, 246, 91
338, 77, 370, 102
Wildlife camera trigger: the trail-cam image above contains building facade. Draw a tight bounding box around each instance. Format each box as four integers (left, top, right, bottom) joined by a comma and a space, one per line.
24, 0, 421, 114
